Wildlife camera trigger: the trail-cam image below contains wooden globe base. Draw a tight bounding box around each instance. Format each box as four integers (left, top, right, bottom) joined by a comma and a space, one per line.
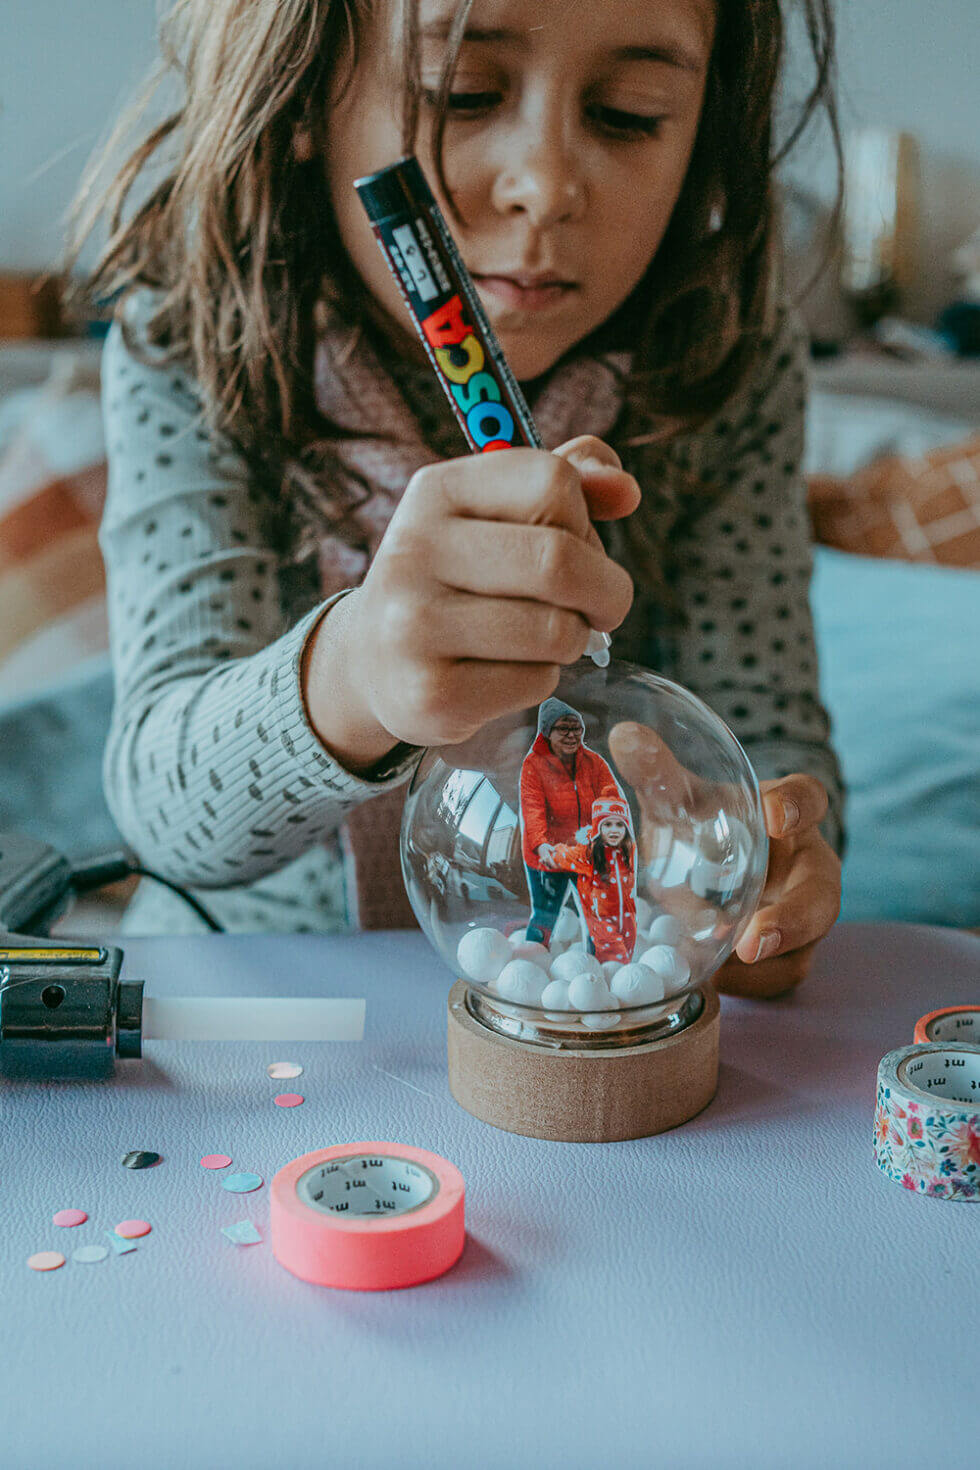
447, 980, 720, 1143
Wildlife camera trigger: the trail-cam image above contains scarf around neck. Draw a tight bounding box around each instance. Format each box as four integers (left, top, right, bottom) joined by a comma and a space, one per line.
312, 313, 632, 599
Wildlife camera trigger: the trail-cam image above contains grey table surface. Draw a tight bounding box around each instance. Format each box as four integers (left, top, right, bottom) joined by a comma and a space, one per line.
2, 920, 977, 1470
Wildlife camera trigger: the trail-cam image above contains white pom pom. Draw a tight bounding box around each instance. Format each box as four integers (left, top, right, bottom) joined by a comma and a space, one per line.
553, 910, 581, 943
508, 929, 529, 946
550, 948, 603, 984
509, 941, 551, 967
567, 972, 615, 1011
494, 960, 550, 1005
601, 961, 621, 983
610, 962, 666, 1005
541, 979, 575, 1011
581, 1011, 621, 1030
647, 914, 684, 946
457, 927, 512, 984
638, 945, 691, 995
635, 897, 655, 930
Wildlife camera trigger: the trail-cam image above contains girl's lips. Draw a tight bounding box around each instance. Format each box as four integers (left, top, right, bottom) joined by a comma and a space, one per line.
473, 275, 577, 312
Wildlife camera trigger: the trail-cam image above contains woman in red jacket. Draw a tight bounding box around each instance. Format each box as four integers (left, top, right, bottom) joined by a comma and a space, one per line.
519, 698, 621, 949
539, 797, 638, 965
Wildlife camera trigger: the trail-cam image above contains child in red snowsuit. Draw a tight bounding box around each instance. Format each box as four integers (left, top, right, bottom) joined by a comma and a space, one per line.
539, 796, 637, 965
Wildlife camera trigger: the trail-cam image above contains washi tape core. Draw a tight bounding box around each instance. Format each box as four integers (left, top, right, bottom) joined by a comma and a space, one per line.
296, 1154, 439, 1218
898, 1048, 980, 1107
914, 1007, 980, 1046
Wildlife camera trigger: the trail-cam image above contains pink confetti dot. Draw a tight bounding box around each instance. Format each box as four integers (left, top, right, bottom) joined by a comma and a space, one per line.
114, 1219, 152, 1239
28, 1251, 65, 1272
273, 1093, 304, 1108
53, 1209, 88, 1228
200, 1154, 233, 1170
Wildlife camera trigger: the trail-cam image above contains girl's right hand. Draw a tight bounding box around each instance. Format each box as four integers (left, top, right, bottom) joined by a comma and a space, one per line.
304, 435, 639, 762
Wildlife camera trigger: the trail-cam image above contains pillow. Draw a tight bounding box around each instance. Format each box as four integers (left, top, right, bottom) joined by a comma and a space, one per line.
0, 654, 121, 859
810, 546, 980, 926
804, 389, 974, 479
807, 435, 980, 569
0, 363, 108, 701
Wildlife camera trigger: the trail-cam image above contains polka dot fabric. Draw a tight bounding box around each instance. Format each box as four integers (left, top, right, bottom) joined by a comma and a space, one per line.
654, 315, 844, 853
99, 294, 844, 936
100, 295, 422, 935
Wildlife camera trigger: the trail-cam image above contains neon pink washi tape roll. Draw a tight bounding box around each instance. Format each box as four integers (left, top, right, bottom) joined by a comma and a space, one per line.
270, 1142, 465, 1290
913, 1006, 980, 1046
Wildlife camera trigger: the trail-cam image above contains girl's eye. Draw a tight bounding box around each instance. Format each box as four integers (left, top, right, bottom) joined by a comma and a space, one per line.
422, 90, 664, 140
590, 107, 665, 140
422, 89, 502, 113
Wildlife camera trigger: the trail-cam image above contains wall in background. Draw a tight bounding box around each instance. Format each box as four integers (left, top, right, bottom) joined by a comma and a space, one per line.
1, 0, 978, 325
779, 0, 980, 324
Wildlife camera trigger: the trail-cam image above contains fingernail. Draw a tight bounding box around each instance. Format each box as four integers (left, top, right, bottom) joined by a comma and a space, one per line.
751, 929, 781, 962
777, 797, 799, 834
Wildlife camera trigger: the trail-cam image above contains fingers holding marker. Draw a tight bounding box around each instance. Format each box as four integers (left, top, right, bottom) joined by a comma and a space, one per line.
421, 517, 634, 635
552, 435, 642, 523
418, 591, 593, 666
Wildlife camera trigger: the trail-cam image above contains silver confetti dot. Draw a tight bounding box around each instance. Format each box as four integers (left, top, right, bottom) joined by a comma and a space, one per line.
123, 1150, 161, 1169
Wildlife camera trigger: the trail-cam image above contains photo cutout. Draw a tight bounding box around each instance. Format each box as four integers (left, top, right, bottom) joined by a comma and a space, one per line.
518, 697, 638, 965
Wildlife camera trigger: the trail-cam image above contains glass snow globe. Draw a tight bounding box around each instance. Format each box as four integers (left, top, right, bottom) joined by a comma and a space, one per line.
401, 659, 769, 1052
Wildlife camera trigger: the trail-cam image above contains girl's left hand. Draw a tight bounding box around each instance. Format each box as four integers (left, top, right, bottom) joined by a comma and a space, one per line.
714, 775, 841, 998
606, 724, 841, 999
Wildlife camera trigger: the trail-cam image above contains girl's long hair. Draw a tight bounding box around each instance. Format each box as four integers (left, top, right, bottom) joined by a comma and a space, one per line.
64, 0, 843, 549
592, 830, 634, 883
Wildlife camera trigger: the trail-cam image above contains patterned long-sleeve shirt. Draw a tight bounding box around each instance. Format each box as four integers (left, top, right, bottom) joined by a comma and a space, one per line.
99, 293, 844, 933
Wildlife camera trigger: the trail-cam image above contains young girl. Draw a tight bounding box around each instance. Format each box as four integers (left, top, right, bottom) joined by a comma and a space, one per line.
539, 796, 638, 965
67, 0, 844, 997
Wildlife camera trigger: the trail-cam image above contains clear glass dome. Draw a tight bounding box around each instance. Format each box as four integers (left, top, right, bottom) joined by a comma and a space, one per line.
401, 660, 768, 1049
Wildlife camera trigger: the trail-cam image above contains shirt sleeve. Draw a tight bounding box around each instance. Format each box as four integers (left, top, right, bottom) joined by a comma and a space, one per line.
98, 304, 423, 890
520, 759, 551, 856
659, 305, 846, 858
547, 844, 592, 877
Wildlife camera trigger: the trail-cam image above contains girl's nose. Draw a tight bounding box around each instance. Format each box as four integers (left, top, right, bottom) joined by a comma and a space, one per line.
490, 132, 586, 229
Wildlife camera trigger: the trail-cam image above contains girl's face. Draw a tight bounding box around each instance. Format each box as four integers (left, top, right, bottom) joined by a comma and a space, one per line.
323, 0, 715, 382
599, 818, 627, 847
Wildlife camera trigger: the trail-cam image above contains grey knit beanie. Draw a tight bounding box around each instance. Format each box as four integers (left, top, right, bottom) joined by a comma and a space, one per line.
536, 698, 586, 738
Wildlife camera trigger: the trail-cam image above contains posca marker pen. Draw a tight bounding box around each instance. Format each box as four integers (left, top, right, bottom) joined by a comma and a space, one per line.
353, 153, 611, 669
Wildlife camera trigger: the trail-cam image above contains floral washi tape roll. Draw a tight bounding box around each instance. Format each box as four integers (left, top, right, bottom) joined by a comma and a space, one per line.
270, 1142, 465, 1289
913, 1006, 980, 1046
875, 1043, 980, 1200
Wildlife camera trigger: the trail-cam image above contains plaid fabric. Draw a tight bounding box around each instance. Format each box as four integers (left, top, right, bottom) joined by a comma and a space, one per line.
0, 375, 108, 694
807, 434, 980, 569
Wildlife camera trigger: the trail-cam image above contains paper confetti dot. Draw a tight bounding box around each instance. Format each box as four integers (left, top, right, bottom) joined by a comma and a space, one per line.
72, 1245, 109, 1264
123, 1150, 161, 1169
221, 1220, 263, 1246
28, 1252, 65, 1272
104, 1231, 137, 1255
53, 1209, 88, 1228
200, 1154, 233, 1170
267, 1061, 303, 1080
221, 1172, 263, 1194
273, 1093, 304, 1108
114, 1219, 152, 1239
